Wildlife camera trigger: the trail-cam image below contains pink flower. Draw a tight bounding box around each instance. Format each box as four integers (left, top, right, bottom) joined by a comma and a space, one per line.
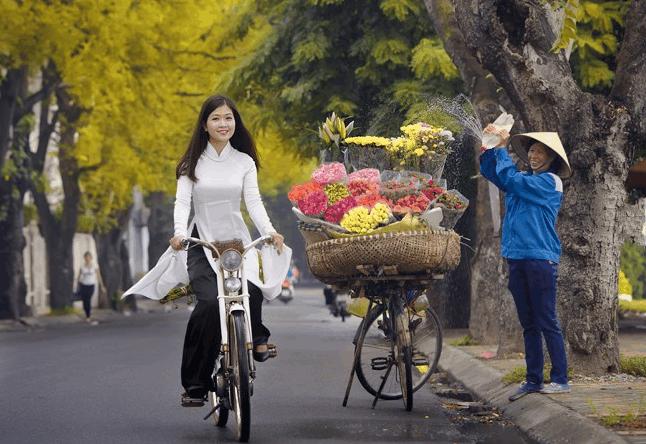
324, 196, 357, 224
348, 179, 380, 197
348, 168, 381, 183
311, 162, 347, 185
298, 190, 328, 216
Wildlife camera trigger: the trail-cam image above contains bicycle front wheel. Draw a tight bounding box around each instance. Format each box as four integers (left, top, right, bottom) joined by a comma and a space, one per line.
229, 312, 251, 442
392, 297, 413, 411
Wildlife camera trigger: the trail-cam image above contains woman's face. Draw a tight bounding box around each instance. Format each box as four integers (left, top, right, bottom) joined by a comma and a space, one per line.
84, 254, 92, 264
527, 143, 555, 173
205, 105, 236, 145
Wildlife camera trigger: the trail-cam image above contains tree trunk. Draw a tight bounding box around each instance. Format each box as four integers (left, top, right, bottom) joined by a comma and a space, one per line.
0, 178, 29, 319
428, 0, 646, 373
424, 0, 524, 349
32, 87, 83, 310
94, 210, 131, 309
120, 231, 137, 312
145, 191, 174, 266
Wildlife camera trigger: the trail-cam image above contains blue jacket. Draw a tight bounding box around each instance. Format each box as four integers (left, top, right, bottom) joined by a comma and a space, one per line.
479, 148, 563, 263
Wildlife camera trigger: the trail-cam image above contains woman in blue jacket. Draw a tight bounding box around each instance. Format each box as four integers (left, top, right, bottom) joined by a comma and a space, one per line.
480, 127, 572, 401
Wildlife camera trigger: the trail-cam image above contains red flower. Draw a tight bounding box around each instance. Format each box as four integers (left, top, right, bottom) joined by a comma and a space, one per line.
324, 196, 357, 224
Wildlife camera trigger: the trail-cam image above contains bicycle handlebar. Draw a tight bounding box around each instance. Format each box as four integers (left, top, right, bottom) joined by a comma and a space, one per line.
181, 235, 274, 258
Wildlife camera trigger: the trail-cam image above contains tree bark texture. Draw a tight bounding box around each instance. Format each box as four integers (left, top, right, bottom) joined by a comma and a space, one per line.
0, 67, 38, 320
0, 179, 29, 319
425, 0, 524, 350
427, 0, 646, 373
94, 210, 133, 309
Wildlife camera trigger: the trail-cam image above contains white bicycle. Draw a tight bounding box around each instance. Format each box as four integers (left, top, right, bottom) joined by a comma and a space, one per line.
181, 235, 277, 443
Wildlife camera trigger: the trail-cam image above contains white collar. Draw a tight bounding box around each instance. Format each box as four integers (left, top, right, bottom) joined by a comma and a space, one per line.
204, 141, 234, 162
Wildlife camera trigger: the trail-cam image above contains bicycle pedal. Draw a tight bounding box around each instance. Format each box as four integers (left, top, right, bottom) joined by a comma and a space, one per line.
371, 356, 390, 371
268, 344, 278, 358
412, 357, 429, 366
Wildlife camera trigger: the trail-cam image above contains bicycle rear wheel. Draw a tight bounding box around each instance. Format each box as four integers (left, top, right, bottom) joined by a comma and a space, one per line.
230, 312, 251, 442
355, 302, 442, 400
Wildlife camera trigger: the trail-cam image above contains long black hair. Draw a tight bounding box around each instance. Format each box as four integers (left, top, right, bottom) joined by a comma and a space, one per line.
176, 95, 259, 180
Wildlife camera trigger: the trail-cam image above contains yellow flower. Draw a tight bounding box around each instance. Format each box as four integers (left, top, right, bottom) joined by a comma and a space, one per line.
345, 136, 391, 147
414, 148, 424, 157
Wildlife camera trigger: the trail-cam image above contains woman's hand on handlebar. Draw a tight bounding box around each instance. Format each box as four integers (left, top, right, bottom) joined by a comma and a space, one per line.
169, 235, 185, 251
269, 232, 285, 254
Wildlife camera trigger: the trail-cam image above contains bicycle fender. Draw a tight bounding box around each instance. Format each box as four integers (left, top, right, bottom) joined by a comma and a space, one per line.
229, 302, 245, 313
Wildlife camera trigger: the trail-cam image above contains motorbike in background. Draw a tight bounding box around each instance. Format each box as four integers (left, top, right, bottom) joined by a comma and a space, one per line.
324, 285, 350, 322
277, 278, 294, 304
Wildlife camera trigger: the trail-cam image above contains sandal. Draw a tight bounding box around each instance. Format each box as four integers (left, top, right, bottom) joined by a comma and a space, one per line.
181, 391, 207, 407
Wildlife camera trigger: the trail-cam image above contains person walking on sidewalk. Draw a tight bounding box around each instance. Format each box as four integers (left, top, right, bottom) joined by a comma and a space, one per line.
76, 251, 105, 325
479, 126, 572, 401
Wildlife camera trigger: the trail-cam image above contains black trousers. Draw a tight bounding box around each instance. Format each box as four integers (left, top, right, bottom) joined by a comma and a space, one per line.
181, 227, 270, 397
78, 284, 95, 318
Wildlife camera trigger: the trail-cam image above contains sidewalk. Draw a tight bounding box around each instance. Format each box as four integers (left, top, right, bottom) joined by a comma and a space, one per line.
0, 298, 169, 333
441, 321, 646, 444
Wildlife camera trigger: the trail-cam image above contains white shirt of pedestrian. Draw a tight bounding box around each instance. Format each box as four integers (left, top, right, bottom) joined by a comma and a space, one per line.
79, 265, 97, 286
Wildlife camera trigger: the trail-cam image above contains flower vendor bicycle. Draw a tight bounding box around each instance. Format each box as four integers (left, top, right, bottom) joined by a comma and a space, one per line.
179, 235, 277, 443
340, 271, 443, 411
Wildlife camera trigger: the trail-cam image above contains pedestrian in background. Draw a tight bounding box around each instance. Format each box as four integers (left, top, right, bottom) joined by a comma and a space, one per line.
479, 126, 572, 401
76, 251, 105, 325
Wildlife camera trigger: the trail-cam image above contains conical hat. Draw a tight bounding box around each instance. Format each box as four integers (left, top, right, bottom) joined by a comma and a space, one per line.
510, 132, 571, 178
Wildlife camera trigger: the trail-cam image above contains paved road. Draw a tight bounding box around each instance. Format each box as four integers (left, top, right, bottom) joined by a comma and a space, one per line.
1, 288, 533, 443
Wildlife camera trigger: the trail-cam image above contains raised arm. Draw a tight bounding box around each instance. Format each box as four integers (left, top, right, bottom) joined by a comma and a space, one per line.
479, 148, 507, 191
243, 163, 276, 237
173, 175, 194, 239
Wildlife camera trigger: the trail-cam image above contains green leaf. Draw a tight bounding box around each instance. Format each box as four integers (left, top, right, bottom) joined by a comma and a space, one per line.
579, 58, 614, 88
371, 38, 410, 66
411, 38, 458, 80
379, 0, 422, 22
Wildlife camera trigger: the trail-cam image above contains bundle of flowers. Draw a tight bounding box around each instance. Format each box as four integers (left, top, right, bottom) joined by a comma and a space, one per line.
387, 123, 453, 172
433, 190, 469, 229
380, 179, 418, 201
392, 193, 431, 215
348, 179, 380, 197
348, 168, 381, 183
344, 136, 391, 148
324, 196, 357, 224
421, 179, 446, 202
435, 192, 466, 210
298, 190, 328, 216
324, 183, 350, 204
339, 203, 394, 234
312, 162, 347, 185
355, 193, 390, 209
288, 181, 323, 205
399, 123, 453, 157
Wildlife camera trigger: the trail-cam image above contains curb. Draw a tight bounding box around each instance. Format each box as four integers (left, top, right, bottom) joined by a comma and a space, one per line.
439, 344, 629, 444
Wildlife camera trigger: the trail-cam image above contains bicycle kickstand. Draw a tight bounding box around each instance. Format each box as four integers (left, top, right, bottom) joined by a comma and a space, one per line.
371, 361, 394, 409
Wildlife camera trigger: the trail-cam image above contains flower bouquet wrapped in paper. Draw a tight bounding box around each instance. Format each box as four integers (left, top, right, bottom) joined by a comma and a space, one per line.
434, 190, 469, 229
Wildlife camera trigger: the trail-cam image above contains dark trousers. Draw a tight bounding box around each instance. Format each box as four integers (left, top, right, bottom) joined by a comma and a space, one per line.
507, 259, 568, 387
181, 227, 270, 397
78, 284, 95, 318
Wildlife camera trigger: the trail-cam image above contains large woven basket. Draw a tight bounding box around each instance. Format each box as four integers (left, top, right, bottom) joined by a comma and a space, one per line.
305, 229, 461, 280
